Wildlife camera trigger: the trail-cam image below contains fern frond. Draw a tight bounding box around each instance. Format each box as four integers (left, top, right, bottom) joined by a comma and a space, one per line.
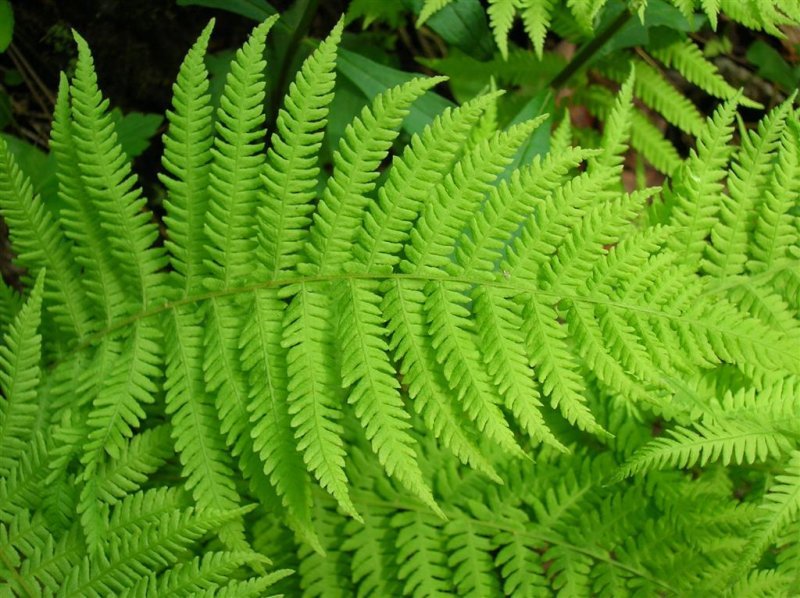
82, 320, 162, 467
705, 98, 793, 279
382, 280, 502, 481
488, 0, 518, 59
161, 20, 215, 295
336, 278, 440, 513
204, 17, 277, 287
51, 73, 126, 326
356, 91, 502, 271
732, 449, 800, 585
649, 38, 757, 105
520, 0, 557, 58
259, 20, 342, 279
667, 95, 739, 266
304, 75, 445, 274
0, 136, 92, 339
93, 425, 173, 505
163, 307, 244, 544
0, 271, 43, 478
70, 32, 166, 309
282, 282, 358, 519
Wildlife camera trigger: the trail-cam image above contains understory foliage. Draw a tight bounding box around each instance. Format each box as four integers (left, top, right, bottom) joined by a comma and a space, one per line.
0, 9, 799, 597
413, 0, 800, 177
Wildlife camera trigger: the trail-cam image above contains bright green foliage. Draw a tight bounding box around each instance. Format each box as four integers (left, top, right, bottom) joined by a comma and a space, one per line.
0, 14, 799, 597
418, 0, 800, 51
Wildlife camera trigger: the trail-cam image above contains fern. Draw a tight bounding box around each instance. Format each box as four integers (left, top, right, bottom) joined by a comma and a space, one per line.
0, 12, 798, 596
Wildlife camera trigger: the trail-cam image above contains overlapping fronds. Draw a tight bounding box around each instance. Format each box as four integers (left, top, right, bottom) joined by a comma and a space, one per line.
0, 14, 798, 596
417, 0, 800, 57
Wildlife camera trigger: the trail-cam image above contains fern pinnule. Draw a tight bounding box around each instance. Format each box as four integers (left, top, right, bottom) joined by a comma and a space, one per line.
239, 288, 317, 546
356, 91, 503, 271
51, 74, 127, 326
161, 20, 215, 296
393, 509, 451, 597
488, 0, 518, 59
543, 189, 654, 292
649, 39, 760, 107
520, 0, 557, 58
163, 308, 244, 544
382, 279, 503, 482
0, 137, 93, 340
705, 98, 794, 279
304, 75, 446, 274
667, 95, 739, 266
427, 280, 526, 457
342, 505, 405, 597
520, 294, 602, 434
282, 281, 359, 520
0, 271, 44, 478
259, 20, 343, 280
70, 32, 166, 310
474, 286, 566, 450
0, 278, 20, 337
589, 73, 634, 183
402, 117, 544, 274
749, 117, 799, 274
456, 145, 598, 275
204, 17, 277, 288
336, 277, 441, 515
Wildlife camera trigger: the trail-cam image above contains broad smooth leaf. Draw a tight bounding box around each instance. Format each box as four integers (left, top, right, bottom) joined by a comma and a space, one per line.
110, 110, 165, 158
176, 0, 276, 21
420, 0, 494, 59
0, 0, 13, 52
337, 49, 454, 135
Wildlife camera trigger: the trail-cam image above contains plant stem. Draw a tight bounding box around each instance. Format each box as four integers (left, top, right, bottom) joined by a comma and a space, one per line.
548, 6, 635, 90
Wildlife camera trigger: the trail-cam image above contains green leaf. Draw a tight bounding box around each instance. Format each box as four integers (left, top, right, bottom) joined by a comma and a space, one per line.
424, 0, 495, 59
110, 110, 165, 159
505, 89, 553, 174
337, 49, 454, 136
747, 40, 800, 91
0, 0, 13, 53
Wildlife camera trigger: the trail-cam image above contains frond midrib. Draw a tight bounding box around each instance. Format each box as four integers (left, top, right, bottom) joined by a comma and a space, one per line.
57, 271, 796, 367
